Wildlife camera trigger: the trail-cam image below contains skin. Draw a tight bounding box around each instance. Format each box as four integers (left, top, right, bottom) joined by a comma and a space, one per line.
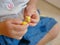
0, 19, 29, 40
0, 0, 60, 45
25, 0, 60, 45
0, 0, 39, 40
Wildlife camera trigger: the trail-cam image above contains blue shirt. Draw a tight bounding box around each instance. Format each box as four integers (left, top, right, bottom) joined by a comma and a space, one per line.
0, 17, 57, 45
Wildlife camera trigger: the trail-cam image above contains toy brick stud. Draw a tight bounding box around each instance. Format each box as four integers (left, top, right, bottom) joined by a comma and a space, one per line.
25, 16, 31, 23
21, 16, 31, 25
21, 21, 28, 25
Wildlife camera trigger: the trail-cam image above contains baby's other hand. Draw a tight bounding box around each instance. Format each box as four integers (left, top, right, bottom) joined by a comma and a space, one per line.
24, 7, 40, 26
0, 18, 29, 40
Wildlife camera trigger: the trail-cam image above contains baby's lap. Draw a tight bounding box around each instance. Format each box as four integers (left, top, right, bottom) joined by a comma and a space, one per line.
0, 17, 57, 45
19, 17, 57, 45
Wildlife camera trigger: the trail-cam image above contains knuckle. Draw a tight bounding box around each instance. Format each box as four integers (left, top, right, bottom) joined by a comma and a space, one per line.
5, 20, 10, 24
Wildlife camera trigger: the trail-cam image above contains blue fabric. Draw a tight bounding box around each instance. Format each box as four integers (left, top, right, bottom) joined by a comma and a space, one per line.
0, 17, 57, 45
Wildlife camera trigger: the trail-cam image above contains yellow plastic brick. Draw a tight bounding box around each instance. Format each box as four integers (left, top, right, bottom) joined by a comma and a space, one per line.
21, 21, 28, 25
25, 16, 31, 23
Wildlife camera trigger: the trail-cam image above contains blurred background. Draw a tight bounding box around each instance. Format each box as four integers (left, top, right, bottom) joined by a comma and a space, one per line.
37, 0, 60, 45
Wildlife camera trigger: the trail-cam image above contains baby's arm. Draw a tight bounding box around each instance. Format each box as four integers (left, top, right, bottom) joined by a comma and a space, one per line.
27, 0, 38, 7
24, 0, 39, 26
26, 0, 39, 11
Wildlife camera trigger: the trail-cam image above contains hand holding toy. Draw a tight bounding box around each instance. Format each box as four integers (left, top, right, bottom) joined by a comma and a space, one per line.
21, 16, 31, 25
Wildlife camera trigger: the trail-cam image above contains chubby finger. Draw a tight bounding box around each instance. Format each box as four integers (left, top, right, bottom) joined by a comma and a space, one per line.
29, 22, 37, 26
5, 18, 22, 25
31, 14, 40, 22
31, 13, 39, 19
30, 19, 38, 23
10, 29, 27, 36
11, 24, 29, 31
11, 19, 23, 25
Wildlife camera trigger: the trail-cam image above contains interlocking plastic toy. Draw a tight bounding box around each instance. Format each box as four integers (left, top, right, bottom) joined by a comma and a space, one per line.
21, 16, 31, 25
21, 21, 28, 25
25, 16, 31, 23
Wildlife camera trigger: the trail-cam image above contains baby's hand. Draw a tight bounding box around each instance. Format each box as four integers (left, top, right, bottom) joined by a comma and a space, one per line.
0, 18, 29, 40
29, 12, 40, 26
24, 7, 40, 26
21, 16, 31, 25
